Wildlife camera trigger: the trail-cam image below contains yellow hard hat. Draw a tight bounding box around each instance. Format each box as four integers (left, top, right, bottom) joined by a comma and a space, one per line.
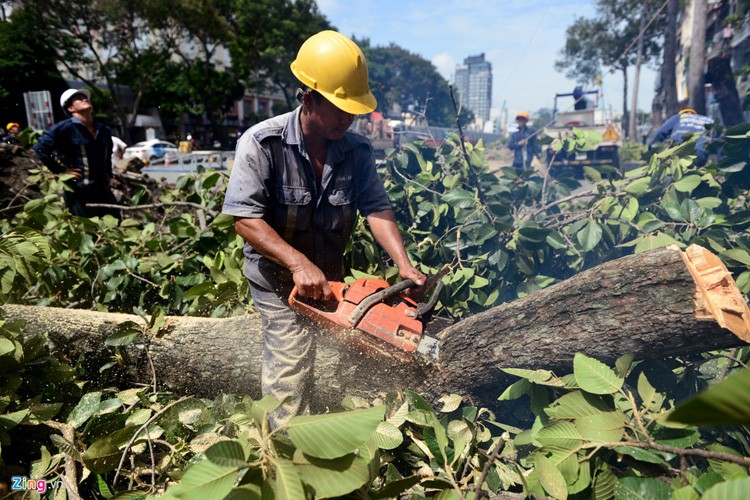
6, 122, 20, 131
291, 30, 377, 115
679, 108, 697, 115
515, 111, 529, 120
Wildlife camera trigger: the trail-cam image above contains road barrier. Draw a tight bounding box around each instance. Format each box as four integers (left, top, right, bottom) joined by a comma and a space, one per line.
143, 150, 235, 184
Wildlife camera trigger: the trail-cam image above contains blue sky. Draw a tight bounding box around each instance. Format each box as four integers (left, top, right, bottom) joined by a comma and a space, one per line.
316, 0, 658, 121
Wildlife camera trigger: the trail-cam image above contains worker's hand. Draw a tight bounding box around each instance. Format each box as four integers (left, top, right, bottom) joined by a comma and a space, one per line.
399, 264, 426, 287
290, 259, 333, 301
64, 168, 83, 181
518, 139, 527, 146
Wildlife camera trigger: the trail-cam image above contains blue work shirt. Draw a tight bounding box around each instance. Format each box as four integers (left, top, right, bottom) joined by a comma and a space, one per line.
33, 117, 113, 190
649, 113, 714, 146
509, 127, 537, 168
222, 107, 392, 291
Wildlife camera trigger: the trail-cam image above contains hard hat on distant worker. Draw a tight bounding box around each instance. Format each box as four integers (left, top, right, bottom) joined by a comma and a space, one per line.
679, 108, 697, 115
290, 30, 377, 115
6, 122, 19, 131
515, 111, 529, 121
59, 88, 91, 112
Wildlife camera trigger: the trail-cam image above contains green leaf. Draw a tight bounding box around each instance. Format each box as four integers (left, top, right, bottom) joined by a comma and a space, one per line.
0, 409, 29, 431
286, 405, 385, 459
680, 198, 702, 223
442, 188, 476, 209
294, 450, 371, 498
667, 369, 750, 426
576, 220, 603, 252
615, 353, 635, 378
272, 459, 305, 500
634, 232, 680, 254
614, 446, 669, 465
575, 412, 625, 443
637, 372, 657, 410
373, 421, 403, 450
624, 177, 651, 196
0, 337, 15, 357
502, 368, 556, 383
615, 476, 671, 499
67, 392, 102, 428
104, 321, 142, 346
536, 421, 583, 450
593, 467, 617, 499
437, 394, 463, 413
165, 459, 239, 499
674, 174, 702, 193
82, 426, 140, 474
204, 440, 247, 468
573, 353, 623, 395
534, 453, 568, 500
545, 391, 611, 420
498, 379, 532, 401
722, 248, 750, 266
703, 477, 750, 500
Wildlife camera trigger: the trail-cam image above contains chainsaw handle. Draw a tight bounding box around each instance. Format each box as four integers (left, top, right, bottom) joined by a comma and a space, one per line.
346, 265, 451, 326
288, 282, 347, 321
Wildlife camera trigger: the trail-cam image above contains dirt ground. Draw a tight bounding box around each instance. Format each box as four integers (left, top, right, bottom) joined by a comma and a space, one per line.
0, 143, 162, 212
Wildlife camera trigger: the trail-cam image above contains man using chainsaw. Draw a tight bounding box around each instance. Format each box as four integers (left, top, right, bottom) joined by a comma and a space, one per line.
222, 30, 425, 428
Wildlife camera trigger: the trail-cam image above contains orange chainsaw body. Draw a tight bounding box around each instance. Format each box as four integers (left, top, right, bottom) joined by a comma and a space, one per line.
288, 278, 423, 353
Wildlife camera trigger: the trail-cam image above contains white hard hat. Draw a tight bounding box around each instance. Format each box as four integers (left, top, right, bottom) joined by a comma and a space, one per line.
59, 88, 91, 109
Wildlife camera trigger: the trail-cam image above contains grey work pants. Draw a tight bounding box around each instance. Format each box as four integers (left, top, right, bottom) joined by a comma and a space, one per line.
248, 280, 316, 429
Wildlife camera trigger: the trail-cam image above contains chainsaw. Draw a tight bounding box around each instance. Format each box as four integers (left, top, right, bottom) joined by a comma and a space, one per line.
288, 266, 450, 361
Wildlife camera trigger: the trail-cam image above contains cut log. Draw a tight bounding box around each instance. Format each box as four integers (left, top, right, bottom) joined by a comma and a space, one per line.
2, 245, 748, 409
438, 244, 750, 391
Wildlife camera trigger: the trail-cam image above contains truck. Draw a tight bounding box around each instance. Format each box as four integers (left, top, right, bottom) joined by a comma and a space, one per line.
542, 88, 621, 176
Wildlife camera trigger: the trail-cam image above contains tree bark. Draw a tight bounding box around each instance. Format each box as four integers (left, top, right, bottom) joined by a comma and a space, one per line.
689, 0, 708, 113
662, 0, 680, 118
622, 65, 630, 140
630, 1, 649, 141
2, 245, 748, 408
707, 57, 745, 126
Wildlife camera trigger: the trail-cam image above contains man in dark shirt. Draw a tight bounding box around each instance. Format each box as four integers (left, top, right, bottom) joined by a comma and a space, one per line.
3, 122, 21, 145
34, 88, 120, 219
509, 111, 538, 169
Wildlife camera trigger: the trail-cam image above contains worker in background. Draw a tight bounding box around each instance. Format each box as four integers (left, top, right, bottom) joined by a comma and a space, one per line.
3, 122, 21, 145
111, 136, 127, 166
222, 31, 425, 428
648, 108, 714, 147
33, 88, 120, 219
573, 86, 589, 110
509, 111, 538, 170
648, 108, 714, 166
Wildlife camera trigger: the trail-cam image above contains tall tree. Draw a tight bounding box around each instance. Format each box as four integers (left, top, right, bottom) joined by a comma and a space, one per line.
629, 1, 649, 140
145, 0, 244, 142
0, 8, 66, 124
20, 0, 180, 142
228, 0, 332, 112
661, 0, 680, 118
689, 0, 708, 113
359, 41, 460, 127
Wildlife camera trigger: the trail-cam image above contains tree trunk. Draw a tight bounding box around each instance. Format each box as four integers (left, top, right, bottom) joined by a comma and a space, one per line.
3, 245, 748, 409
707, 57, 745, 126
622, 65, 630, 140
689, 0, 708, 113
630, 1, 649, 141
663, 0, 680, 117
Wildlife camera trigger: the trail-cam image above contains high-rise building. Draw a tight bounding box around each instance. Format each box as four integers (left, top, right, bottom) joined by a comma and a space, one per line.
454, 53, 493, 122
